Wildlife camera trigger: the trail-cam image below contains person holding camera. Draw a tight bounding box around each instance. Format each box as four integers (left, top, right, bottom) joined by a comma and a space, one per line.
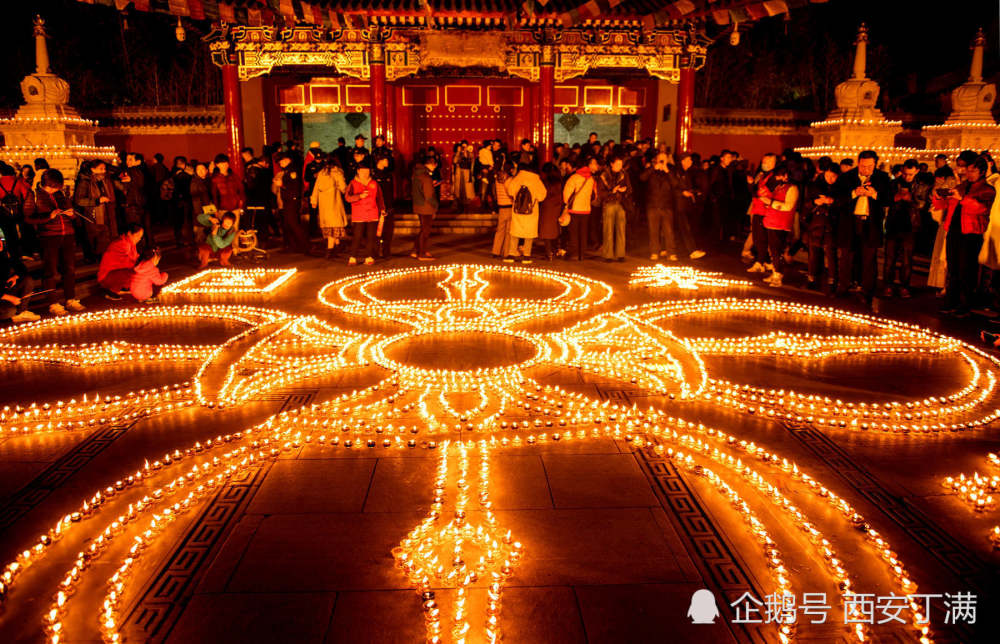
641, 152, 702, 262
802, 162, 840, 291
28, 169, 84, 316
883, 159, 930, 299
833, 150, 891, 305
941, 156, 995, 317
197, 211, 238, 268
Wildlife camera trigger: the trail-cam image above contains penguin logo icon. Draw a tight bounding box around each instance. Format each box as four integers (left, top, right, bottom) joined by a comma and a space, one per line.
687, 589, 720, 624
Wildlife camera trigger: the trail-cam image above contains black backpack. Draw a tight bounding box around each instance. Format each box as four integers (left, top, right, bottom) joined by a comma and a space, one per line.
0, 184, 20, 219
513, 184, 534, 215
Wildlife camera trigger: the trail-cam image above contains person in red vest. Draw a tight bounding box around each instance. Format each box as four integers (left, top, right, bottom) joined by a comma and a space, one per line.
941, 156, 995, 317
757, 164, 799, 287
745, 152, 777, 273
344, 160, 385, 266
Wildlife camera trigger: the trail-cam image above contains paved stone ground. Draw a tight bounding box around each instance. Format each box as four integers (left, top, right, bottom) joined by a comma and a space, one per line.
0, 234, 998, 643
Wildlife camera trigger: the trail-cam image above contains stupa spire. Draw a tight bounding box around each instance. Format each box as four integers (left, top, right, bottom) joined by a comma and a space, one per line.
969, 27, 985, 83
852, 23, 868, 81
34, 15, 50, 75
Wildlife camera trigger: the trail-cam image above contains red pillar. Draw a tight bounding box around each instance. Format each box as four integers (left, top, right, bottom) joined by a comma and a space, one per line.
370, 43, 388, 142
395, 90, 413, 162
222, 64, 245, 177
675, 68, 694, 155
385, 83, 397, 148
539, 47, 555, 163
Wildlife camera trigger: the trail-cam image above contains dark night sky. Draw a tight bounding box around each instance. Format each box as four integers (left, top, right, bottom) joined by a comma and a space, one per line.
0, 0, 996, 114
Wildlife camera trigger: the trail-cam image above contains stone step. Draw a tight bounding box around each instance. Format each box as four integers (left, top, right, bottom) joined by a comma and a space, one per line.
392, 212, 497, 236
394, 214, 497, 224
395, 212, 497, 219
394, 226, 493, 235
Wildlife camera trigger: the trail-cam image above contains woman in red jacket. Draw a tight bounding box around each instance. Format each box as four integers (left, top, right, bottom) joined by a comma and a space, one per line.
344, 161, 385, 266
97, 223, 144, 300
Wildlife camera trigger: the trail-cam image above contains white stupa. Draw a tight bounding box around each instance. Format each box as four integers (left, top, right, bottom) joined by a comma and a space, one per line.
922, 28, 1000, 154
796, 24, 913, 164
0, 15, 116, 179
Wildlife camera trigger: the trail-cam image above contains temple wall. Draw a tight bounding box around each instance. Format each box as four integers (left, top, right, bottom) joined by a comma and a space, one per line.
90, 106, 228, 163
0, 104, 938, 168
94, 132, 230, 164
689, 108, 818, 160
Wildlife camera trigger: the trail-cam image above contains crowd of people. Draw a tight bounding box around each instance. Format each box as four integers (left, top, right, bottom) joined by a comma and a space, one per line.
725, 146, 999, 316
1, 129, 999, 329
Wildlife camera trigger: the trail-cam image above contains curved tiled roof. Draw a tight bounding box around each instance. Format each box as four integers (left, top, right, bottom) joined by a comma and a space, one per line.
79, 0, 829, 28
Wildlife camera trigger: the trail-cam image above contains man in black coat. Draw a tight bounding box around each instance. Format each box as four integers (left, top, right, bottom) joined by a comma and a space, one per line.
706, 150, 736, 244
244, 157, 276, 246
373, 155, 395, 259
833, 150, 891, 303
117, 152, 149, 234
275, 153, 309, 254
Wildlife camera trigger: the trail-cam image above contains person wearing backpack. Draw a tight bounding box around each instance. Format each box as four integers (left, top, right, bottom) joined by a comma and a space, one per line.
0, 162, 35, 262
503, 162, 547, 264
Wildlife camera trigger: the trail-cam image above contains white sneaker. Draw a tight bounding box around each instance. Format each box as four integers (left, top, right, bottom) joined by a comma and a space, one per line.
66, 299, 85, 312
649, 254, 658, 261
765, 272, 783, 287
49, 303, 67, 316
668, 254, 678, 262
689, 250, 706, 260
764, 263, 774, 272
364, 257, 375, 265
747, 262, 765, 273
10, 310, 40, 323
348, 257, 357, 265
